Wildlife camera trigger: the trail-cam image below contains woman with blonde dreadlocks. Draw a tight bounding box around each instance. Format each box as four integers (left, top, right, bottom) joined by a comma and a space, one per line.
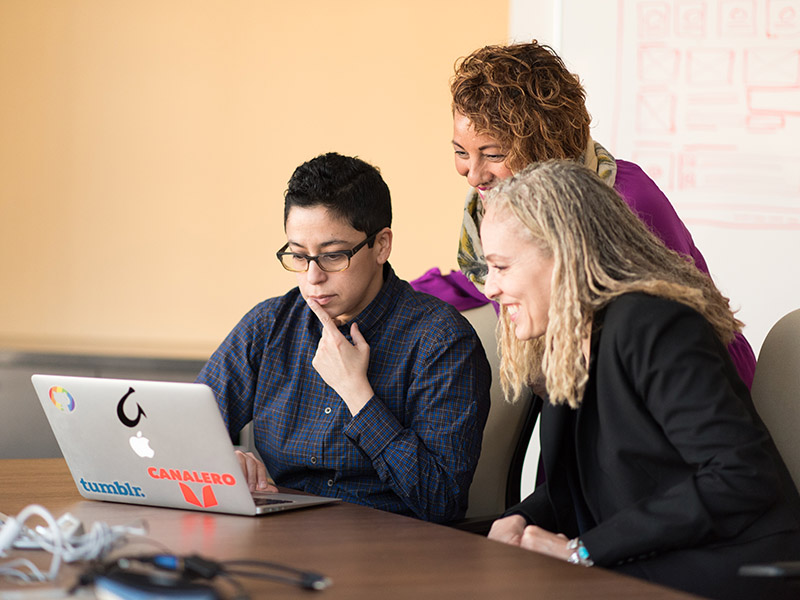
445, 41, 756, 388
480, 160, 800, 600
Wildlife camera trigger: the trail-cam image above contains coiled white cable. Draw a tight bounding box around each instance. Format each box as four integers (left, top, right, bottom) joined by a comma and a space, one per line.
0, 504, 147, 583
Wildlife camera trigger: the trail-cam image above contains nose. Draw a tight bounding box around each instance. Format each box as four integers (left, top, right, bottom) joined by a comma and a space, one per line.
465, 158, 490, 189
483, 268, 499, 301
455, 152, 490, 189
305, 260, 327, 285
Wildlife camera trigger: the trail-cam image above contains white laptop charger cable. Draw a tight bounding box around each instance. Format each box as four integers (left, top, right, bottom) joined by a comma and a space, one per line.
0, 504, 147, 583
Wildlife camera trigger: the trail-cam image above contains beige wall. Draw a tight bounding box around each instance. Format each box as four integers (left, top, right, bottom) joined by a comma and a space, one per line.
0, 1, 508, 358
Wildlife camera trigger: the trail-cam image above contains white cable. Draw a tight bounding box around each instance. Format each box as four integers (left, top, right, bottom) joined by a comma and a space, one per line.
0, 504, 147, 583
60, 520, 147, 563
1, 504, 63, 581
0, 557, 49, 583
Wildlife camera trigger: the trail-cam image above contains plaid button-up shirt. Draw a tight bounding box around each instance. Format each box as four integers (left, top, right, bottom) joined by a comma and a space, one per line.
198, 266, 490, 522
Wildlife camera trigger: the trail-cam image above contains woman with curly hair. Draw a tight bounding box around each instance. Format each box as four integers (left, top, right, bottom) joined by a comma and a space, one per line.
447, 41, 756, 388
480, 160, 800, 600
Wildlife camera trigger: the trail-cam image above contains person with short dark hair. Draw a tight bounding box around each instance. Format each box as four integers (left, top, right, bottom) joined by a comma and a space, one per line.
198, 152, 491, 522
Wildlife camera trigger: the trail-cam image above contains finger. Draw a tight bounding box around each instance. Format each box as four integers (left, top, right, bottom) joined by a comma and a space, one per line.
521, 526, 569, 560
250, 454, 273, 491
242, 451, 270, 490
306, 297, 342, 336
306, 296, 332, 325
520, 526, 543, 552
521, 526, 547, 548
522, 525, 555, 543
350, 322, 368, 348
235, 450, 258, 490
236, 450, 271, 492
488, 516, 525, 545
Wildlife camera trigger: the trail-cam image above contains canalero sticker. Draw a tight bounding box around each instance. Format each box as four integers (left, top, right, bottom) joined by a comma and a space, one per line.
148, 467, 237, 509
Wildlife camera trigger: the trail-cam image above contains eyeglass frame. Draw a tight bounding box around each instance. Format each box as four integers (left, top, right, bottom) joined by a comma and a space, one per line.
275, 230, 382, 273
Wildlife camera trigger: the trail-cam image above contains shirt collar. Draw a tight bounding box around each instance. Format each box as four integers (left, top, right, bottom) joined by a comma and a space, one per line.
336, 263, 399, 337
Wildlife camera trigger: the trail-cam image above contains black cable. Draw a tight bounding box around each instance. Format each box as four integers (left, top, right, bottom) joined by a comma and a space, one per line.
224, 566, 329, 591
216, 571, 250, 600
73, 552, 331, 596
222, 559, 331, 590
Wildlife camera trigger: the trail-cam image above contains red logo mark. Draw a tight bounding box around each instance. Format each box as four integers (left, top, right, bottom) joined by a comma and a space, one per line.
179, 482, 218, 508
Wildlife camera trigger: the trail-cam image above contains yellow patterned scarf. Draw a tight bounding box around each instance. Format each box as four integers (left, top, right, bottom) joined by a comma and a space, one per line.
457, 139, 617, 290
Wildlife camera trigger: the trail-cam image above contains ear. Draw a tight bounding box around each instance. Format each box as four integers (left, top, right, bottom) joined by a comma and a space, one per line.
374, 228, 392, 265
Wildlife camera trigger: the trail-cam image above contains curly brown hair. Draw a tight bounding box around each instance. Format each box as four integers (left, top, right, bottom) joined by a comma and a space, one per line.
451, 42, 592, 171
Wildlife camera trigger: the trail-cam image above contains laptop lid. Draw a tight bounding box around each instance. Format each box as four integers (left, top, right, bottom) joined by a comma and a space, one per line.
31, 374, 339, 516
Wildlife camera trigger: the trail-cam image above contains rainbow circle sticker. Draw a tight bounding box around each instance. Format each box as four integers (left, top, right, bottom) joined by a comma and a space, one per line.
49, 386, 76, 412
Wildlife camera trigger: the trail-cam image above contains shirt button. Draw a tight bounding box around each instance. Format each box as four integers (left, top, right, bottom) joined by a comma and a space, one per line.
324, 407, 332, 415
310, 456, 317, 464
327, 479, 334, 487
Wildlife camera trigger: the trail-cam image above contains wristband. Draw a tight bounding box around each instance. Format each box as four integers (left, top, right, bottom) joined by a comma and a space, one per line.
566, 538, 594, 567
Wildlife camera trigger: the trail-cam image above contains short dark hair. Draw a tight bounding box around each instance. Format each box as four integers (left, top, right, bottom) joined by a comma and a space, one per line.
283, 152, 392, 240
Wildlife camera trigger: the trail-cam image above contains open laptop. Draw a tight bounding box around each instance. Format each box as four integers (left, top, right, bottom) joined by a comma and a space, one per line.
31, 374, 340, 516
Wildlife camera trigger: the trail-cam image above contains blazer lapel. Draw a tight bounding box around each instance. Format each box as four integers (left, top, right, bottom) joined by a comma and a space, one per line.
541, 400, 580, 535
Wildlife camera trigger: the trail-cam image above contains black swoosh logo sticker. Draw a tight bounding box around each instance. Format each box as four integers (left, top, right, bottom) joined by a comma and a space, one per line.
117, 387, 146, 428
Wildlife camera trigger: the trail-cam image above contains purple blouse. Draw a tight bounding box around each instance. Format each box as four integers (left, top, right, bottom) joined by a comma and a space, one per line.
614, 160, 755, 388
411, 159, 756, 388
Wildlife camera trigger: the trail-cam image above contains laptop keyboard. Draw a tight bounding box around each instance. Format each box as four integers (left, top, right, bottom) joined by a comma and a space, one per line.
253, 496, 292, 507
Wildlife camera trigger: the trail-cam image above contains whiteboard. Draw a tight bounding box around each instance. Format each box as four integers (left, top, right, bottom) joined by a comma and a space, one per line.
513, 0, 800, 354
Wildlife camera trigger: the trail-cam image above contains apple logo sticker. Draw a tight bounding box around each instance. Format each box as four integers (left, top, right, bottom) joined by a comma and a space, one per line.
130, 431, 155, 458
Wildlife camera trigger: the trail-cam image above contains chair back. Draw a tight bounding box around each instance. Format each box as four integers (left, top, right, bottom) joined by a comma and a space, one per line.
460, 304, 538, 518
751, 308, 800, 492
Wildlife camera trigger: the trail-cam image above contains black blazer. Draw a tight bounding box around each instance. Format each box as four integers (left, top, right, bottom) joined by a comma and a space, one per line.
510, 293, 800, 569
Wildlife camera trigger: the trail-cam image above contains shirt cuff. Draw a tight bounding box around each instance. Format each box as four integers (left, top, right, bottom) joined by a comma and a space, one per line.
343, 395, 403, 459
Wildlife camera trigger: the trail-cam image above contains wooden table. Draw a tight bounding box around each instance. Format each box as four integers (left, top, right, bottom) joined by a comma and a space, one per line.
0, 459, 699, 599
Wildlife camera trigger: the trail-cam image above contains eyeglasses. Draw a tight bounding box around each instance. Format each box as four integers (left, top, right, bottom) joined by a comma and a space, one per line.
276, 231, 380, 273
